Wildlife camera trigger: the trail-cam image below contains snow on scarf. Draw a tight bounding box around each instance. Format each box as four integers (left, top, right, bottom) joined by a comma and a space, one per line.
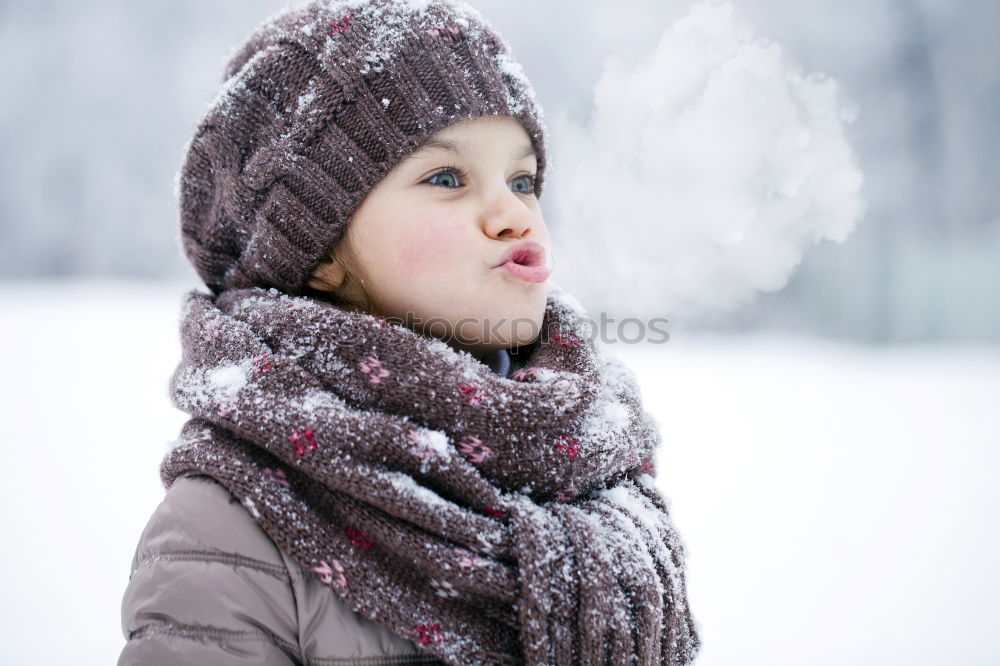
161, 282, 701, 665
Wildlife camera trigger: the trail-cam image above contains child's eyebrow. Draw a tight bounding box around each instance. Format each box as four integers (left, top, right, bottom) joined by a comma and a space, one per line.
414, 138, 536, 160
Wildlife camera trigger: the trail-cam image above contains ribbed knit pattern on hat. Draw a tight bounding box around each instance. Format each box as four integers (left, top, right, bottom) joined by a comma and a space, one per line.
178, 0, 548, 296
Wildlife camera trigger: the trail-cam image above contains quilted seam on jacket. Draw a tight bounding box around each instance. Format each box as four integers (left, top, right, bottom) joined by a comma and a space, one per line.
118, 472, 445, 665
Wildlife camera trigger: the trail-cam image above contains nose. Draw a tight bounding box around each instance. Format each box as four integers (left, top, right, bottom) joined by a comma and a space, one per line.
481, 187, 538, 240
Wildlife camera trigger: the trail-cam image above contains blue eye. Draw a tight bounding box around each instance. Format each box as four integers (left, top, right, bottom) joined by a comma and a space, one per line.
510, 173, 537, 194
425, 166, 467, 188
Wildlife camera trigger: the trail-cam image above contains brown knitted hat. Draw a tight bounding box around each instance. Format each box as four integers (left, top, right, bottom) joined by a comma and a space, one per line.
177, 0, 548, 297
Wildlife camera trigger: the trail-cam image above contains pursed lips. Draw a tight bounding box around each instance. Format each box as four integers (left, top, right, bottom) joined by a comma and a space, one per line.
493, 240, 548, 283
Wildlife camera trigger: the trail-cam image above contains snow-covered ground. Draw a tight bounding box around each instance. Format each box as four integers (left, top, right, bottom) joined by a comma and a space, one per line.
1, 279, 997, 665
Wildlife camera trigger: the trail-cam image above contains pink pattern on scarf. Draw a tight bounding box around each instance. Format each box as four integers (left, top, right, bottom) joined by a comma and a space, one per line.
358, 356, 390, 384
263, 467, 290, 488
554, 434, 580, 458
511, 366, 538, 381
407, 429, 437, 460
252, 352, 272, 374
458, 383, 487, 404
458, 435, 492, 463
289, 426, 317, 455
344, 525, 373, 548
551, 332, 581, 348
427, 24, 461, 43
327, 11, 353, 35
312, 559, 347, 588
454, 547, 483, 568
413, 621, 445, 644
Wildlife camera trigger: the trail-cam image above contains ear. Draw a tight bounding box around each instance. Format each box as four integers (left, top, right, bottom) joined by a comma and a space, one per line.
307, 258, 347, 292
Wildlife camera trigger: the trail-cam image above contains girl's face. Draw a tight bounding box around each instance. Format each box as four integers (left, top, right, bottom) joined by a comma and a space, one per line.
313, 115, 551, 360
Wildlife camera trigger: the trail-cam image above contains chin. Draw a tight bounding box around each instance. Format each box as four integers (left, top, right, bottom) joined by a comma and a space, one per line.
447, 302, 542, 350
502, 305, 545, 348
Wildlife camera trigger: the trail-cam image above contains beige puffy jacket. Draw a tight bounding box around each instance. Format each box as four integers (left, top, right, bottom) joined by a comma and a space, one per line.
118, 471, 445, 665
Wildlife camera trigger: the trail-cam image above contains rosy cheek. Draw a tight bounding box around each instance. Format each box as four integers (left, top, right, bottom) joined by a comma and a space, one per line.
396, 217, 464, 271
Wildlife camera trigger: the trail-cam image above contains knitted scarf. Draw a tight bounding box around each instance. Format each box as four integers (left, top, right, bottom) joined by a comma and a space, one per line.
162, 282, 701, 666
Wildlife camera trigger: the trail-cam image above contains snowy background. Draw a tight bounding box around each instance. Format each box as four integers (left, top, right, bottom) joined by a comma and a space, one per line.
1, 0, 998, 664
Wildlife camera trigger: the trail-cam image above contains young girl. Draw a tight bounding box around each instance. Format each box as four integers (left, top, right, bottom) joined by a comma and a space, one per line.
118, 1, 701, 664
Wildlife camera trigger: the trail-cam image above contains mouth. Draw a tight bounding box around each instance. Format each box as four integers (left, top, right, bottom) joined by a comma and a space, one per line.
493, 240, 549, 283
